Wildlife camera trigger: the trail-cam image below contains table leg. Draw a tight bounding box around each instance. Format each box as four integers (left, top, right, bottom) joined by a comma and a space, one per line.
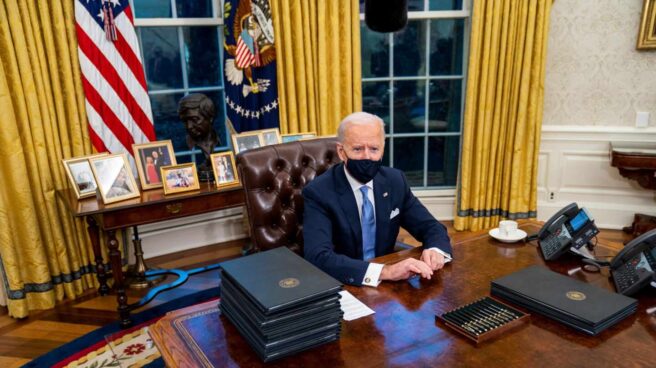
107, 229, 131, 328
86, 216, 109, 295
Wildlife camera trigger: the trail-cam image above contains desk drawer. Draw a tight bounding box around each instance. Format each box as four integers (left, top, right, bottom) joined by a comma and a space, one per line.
99, 190, 245, 229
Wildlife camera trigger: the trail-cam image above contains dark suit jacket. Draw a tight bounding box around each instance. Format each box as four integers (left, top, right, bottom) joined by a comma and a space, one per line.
302, 163, 452, 285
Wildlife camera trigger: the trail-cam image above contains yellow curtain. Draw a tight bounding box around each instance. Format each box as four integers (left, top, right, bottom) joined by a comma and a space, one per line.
0, 0, 98, 317
271, 0, 362, 135
454, 0, 553, 231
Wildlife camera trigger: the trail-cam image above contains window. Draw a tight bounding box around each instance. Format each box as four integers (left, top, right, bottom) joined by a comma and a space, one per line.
132, 0, 228, 164
360, 0, 469, 189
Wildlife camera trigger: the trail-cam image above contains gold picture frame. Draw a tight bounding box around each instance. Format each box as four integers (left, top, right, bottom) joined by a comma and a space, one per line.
232, 131, 263, 154
160, 163, 200, 195
259, 128, 282, 146
281, 132, 317, 143
89, 153, 141, 204
210, 151, 240, 189
132, 140, 176, 190
637, 0, 656, 50
62, 152, 109, 199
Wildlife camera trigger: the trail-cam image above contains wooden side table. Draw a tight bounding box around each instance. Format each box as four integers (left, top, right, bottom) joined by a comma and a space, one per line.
610, 143, 656, 238
57, 183, 244, 327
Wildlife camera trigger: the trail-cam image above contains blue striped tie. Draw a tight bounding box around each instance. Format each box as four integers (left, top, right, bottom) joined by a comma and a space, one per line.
360, 186, 376, 260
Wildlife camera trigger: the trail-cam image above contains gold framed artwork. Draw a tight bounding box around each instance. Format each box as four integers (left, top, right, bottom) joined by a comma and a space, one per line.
62, 152, 109, 199
281, 132, 317, 143
259, 128, 282, 146
132, 140, 176, 190
232, 131, 263, 154
89, 153, 140, 204
210, 151, 240, 189
161, 163, 200, 194
637, 0, 656, 50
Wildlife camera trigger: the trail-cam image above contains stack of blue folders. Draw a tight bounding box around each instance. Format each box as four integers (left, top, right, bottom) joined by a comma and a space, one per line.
219, 247, 343, 362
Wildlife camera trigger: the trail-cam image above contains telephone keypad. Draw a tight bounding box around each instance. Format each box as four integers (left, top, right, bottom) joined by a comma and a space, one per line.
614, 255, 643, 294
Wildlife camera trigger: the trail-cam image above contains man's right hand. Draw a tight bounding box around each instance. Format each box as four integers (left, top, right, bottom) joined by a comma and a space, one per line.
379, 258, 433, 281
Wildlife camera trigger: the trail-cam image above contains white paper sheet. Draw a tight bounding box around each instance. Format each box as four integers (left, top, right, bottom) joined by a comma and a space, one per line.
339, 290, 375, 321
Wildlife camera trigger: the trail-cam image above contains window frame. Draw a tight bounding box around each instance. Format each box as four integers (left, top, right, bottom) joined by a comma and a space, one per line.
360, 2, 471, 191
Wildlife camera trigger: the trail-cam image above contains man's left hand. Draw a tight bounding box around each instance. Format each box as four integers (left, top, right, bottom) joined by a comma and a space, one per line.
420, 249, 445, 271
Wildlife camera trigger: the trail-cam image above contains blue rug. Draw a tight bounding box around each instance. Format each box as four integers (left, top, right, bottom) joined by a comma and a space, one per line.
24, 287, 220, 368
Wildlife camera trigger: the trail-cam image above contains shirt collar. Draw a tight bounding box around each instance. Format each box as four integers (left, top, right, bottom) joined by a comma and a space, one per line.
343, 164, 373, 193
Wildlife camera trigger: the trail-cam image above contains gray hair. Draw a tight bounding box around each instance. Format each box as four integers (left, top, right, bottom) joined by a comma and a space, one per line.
337, 112, 385, 143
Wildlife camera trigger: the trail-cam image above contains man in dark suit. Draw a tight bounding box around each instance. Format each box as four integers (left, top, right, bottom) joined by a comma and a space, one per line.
303, 112, 452, 286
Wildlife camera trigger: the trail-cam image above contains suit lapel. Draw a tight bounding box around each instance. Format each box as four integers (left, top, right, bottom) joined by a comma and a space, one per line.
373, 173, 391, 257
335, 165, 363, 258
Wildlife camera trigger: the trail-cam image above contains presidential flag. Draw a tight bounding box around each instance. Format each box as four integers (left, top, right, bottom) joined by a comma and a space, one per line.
75, 0, 155, 156
223, 0, 280, 132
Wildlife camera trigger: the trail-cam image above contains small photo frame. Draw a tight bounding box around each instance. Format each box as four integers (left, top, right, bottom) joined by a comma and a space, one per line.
210, 151, 240, 188
62, 153, 109, 199
161, 163, 200, 194
133, 140, 176, 190
281, 132, 317, 143
89, 153, 140, 204
232, 131, 263, 154
260, 128, 282, 146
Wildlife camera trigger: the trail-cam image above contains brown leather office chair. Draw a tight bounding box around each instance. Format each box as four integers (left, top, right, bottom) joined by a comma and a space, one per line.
236, 138, 341, 254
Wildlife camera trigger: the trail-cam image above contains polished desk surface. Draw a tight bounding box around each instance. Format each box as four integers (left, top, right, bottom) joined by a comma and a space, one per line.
150, 222, 656, 367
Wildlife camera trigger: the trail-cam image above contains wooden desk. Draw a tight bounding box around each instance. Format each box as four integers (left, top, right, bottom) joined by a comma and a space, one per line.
149, 221, 656, 367
57, 183, 244, 327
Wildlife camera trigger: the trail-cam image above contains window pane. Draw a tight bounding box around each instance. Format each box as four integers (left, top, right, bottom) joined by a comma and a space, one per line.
429, 0, 463, 11
394, 137, 424, 187
363, 81, 390, 133
429, 19, 464, 75
176, 0, 213, 17
393, 20, 426, 77
428, 79, 462, 133
141, 27, 183, 91
151, 92, 187, 153
383, 137, 391, 167
361, 24, 389, 78
183, 27, 221, 88
427, 136, 459, 186
134, 0, 172, 18
393, 80, 425, 134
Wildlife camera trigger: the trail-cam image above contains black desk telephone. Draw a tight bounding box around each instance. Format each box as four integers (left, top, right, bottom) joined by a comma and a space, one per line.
534, 203, 599, 261
606, 229, 656, 296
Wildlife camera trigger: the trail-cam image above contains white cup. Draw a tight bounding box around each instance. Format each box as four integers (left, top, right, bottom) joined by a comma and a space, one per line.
499, 220, 518, 237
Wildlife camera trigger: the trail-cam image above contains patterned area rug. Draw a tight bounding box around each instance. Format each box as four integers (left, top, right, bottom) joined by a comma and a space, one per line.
24, 288, 219, 368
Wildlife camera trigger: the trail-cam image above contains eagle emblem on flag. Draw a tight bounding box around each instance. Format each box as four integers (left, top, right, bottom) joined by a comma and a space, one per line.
224, 0, 276, 98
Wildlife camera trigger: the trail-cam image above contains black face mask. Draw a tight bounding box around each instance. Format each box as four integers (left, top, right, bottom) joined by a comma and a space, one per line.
345, 158, 382, 183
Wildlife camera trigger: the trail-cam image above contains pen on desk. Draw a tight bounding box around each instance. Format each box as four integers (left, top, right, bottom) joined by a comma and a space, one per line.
646, 306, 656, 315
443, 312, 482, 335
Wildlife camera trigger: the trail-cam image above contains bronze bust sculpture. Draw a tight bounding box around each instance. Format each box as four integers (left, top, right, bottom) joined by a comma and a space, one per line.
178, 93, 220, 181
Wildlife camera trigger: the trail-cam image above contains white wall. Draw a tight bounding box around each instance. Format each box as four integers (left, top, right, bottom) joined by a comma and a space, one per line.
537, 0, 656, 225
543, 0, 656, 127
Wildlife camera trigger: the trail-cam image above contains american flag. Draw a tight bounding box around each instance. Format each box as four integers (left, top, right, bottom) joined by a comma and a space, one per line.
74, 0, 155, 157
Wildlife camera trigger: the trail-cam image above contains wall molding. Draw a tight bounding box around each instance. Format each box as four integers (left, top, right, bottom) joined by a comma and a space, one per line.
538, 125, 656, 229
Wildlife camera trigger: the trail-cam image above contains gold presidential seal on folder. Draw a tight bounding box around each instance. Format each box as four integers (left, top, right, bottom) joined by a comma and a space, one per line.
566, 291, 586, 301
279, 278, 300, 288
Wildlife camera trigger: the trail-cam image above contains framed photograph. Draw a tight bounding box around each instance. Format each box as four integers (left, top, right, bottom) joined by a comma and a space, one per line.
132, 140, 176, 190
281, 132, 316, 143
232, 131, 263, 154
259, 128, 282, 146
210, 151, 240, 188
637, 0, 656, 50
62, 153, 109, 199
88, 153, 140, 204
161, 163, 200, 194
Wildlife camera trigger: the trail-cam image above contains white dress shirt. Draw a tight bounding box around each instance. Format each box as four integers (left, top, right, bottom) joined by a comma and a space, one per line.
343, 166, 452, 287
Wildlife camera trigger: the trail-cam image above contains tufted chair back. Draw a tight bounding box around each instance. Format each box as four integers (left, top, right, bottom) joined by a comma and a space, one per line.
236, 138, 341, 254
